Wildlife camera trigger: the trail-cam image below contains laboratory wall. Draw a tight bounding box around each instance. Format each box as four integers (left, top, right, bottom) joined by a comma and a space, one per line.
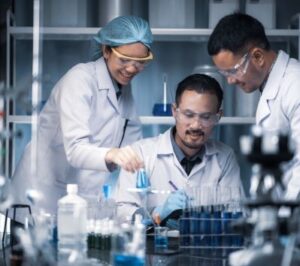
3, 0, 300, 195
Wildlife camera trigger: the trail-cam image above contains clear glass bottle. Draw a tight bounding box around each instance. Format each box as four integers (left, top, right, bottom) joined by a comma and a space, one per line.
57, 184, 88, 258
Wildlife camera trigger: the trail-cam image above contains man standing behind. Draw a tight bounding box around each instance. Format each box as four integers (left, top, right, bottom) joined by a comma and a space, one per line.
207, 13, 300, 200
114, 74, 243, 223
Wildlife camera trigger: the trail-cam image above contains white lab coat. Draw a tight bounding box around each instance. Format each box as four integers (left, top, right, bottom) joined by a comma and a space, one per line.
114, 128, 243, 220
256, 50, 300, 200
10, 57, 142, 222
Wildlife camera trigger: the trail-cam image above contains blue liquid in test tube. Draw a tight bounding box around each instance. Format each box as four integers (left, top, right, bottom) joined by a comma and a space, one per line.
232, 211, 243, 247
196, 207, 202, 243
200, 206, 211, 246
211, 205, 222, 247
179, 209, 190, 246
189, 207, 202, 256
221, 206, 232, 247
190, 208, 198, 235
155, 235, 168, 248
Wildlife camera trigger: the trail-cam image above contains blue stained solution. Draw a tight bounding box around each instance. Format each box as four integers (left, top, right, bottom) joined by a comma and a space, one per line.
136, 169, 149, 188
113, 254, 145, 266
155, 235, 168, 248
231, 211, 244, 247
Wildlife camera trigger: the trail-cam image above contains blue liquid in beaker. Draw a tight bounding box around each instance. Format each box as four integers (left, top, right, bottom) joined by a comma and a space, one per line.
155, 235, 168, 248
113, 254, 145, 266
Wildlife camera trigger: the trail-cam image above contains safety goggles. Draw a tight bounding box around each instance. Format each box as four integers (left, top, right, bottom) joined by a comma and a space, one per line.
218, 52, 251, 78
111, 47, 153, 70
176, 108, 221, 127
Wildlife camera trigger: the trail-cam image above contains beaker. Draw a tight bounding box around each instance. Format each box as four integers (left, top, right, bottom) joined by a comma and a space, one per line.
152, 74, 173, 116
111, 216, 145, 266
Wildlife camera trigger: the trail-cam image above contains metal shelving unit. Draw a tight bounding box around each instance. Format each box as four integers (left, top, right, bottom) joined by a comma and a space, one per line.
6, 23, 300, 125
5, 9, 300, 177
8, 26, 300, 37
6, 115, 255, 125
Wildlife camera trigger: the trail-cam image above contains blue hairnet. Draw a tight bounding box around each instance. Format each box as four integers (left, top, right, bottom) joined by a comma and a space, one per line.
92, 16, 153, 60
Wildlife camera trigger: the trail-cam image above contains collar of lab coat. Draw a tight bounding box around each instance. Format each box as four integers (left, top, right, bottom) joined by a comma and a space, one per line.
256, 50, 289, 124
156, 128, 219, 158
95, 57, 120, 112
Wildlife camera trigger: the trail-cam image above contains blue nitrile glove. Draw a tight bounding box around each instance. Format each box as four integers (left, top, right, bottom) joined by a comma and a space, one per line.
166, 219, 179, 230
133, 208, 153, 226
142, 218, 153, 227
153, 190, 187, 221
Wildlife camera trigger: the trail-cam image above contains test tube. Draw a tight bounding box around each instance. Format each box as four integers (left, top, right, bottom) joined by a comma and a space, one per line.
221, 204, 232, 248
231, 203, 243, 247
211, 204, 222, 247
179, 209, 190, 247
95, 220, 102, 250
87, 220, 96, 249
200, 205, 211, 246
230, 186, 243, 247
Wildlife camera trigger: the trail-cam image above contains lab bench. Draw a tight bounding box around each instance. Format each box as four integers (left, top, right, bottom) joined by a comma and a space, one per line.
0, 236, 232, 266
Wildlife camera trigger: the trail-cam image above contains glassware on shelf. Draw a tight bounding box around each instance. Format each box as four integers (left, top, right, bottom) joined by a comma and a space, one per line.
152, 74, 172, 117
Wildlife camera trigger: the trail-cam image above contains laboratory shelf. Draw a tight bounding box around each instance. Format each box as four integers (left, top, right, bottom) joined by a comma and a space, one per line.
7, 115, 255, 125
140, 116, 255, 125
7, 115, 32, 124
5, 8, 298, 180
9, 26, 300, 41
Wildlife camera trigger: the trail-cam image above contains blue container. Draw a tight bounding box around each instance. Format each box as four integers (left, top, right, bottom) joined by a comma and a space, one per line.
152, 103, 172, 116
136, 169, 149, 189
155, 235, 168, 248
113, 254, 144, 266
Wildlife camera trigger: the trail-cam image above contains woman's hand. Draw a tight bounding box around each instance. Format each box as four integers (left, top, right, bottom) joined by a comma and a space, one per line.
105, 146, 144, 173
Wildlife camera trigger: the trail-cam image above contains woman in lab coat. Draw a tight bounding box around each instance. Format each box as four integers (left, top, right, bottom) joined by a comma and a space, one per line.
9, 16, 153, 223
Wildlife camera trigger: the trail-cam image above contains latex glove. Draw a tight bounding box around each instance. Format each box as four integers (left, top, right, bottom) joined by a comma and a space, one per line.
153, 190, 187, 222
105, 146, 144, 173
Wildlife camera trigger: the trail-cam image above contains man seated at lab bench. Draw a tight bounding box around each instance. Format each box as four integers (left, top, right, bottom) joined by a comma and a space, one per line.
114, 73, 244, 224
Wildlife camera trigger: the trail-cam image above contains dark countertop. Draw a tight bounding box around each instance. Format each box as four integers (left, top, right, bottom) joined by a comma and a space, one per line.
0, 237, 233, 266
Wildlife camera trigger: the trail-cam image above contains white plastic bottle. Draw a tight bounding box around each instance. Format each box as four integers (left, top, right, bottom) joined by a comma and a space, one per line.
57, 184, 88, 257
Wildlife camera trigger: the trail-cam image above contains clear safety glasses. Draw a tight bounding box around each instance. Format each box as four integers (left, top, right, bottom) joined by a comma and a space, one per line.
176, 108, 221, 127
111, 47, 153, 70
218, 52, 251, 78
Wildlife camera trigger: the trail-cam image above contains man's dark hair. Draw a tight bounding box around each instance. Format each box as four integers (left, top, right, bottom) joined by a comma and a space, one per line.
175, 74, 223, 110
207, 13, 270, 56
